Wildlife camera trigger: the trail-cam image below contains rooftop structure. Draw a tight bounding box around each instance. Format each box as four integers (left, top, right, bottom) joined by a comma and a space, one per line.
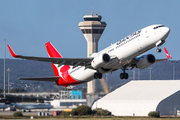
83, 14, 102, 21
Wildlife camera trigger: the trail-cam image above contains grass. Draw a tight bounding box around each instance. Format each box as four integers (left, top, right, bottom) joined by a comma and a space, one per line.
0, 115, 180, 120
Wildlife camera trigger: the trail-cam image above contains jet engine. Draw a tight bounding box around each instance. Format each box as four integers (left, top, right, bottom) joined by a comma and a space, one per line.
91, 53, 111, 69
136, 54, 155, 69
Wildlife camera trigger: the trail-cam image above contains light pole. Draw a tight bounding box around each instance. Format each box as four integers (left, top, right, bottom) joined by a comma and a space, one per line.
4, 39, 6, 98
133, 69, 135, 80
149, 68, 152, 80
171, 61, 178, 80
7, 68, 10, 93
138, 69, 140, 80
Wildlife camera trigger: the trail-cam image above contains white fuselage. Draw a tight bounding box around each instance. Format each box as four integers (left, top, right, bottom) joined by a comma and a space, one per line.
0, 103, 10, 109
66, 24, 170, 83
14, 103, 53, 110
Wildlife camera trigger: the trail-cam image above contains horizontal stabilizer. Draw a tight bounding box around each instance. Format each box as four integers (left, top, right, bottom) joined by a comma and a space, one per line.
19, 76, 60, 82
155, 47, 172, 62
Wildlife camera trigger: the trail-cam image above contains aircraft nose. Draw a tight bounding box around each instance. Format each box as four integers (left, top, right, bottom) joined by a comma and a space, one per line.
161, 27, 170, 40
165, 27, 170, 34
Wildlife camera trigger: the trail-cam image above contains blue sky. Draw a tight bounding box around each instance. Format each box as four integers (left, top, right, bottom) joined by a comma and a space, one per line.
0, 0, 179, 60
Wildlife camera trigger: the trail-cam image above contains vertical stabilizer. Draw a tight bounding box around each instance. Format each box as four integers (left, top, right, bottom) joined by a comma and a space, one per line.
45, 42, 70, 77
45, 42, 62, 77
45, 42, 62, 58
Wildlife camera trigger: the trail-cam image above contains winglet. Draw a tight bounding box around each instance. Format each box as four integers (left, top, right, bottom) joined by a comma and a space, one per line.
164, 47, 171, 59
7, 45, 20, 58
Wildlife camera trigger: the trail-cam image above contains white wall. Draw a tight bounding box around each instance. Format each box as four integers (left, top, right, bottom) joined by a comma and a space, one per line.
92, 80, 180, 116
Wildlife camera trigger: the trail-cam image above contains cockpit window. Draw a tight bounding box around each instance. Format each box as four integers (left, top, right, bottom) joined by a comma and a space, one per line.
153, 25, 165, 29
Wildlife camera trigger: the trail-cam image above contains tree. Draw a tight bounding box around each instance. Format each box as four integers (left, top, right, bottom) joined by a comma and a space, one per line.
92, 108, 111, 116
10, 88, 27, 93
71, 105, 92, 116
13, 112, 23, 117
148, 111, 160, 118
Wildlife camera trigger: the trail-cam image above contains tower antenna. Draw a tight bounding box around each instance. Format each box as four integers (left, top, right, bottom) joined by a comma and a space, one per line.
92, 4, 94, 15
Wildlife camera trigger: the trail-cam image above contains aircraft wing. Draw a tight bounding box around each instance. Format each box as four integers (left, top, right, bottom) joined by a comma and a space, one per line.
129, 47, 171, 70
7, 45, 92, 66
18, 76, 60, 82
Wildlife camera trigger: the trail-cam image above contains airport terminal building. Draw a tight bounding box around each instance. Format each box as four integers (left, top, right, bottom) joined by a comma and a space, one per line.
92, 80, 180, 116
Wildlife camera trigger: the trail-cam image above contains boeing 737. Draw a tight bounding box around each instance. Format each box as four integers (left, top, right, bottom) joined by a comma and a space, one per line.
8, 24, 171, 87
12, 103, 53, 112
0, 99, 11, 110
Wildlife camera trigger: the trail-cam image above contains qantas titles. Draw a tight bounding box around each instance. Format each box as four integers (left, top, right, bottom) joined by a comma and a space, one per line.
116, 30, 141, 46
107, 30, 142, 54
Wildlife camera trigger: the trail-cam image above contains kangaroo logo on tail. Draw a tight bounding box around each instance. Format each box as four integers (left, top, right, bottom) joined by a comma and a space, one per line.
45, 42, 70, 76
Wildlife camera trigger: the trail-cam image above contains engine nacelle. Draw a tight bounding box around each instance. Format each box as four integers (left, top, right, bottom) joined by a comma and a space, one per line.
136, 54, 155, 69
91, 53, 111, 69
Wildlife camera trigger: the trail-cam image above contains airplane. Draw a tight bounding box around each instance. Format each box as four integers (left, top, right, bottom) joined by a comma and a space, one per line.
8, 24, 171, 87
0, 103, 9, 110
12, 103, 53, 112
0, 98, 11, 110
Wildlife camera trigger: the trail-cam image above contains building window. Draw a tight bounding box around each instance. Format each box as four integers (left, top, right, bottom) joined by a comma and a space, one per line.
99, 29, 104, 34
85, 29, 91, 34
92, 29, 99, 34
81, 29, 85, 34
81, 29, 104, 34
84, 18, 101, 21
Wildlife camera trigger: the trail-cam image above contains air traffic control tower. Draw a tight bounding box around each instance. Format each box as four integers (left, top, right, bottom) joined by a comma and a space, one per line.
78, 13, 107, 94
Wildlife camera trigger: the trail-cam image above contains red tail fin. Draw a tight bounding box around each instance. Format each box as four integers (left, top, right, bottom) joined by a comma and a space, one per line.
164, 47, 171, 59
45, 42, 70, 77
45, 42, 62, 58
45, 42, 62, 77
